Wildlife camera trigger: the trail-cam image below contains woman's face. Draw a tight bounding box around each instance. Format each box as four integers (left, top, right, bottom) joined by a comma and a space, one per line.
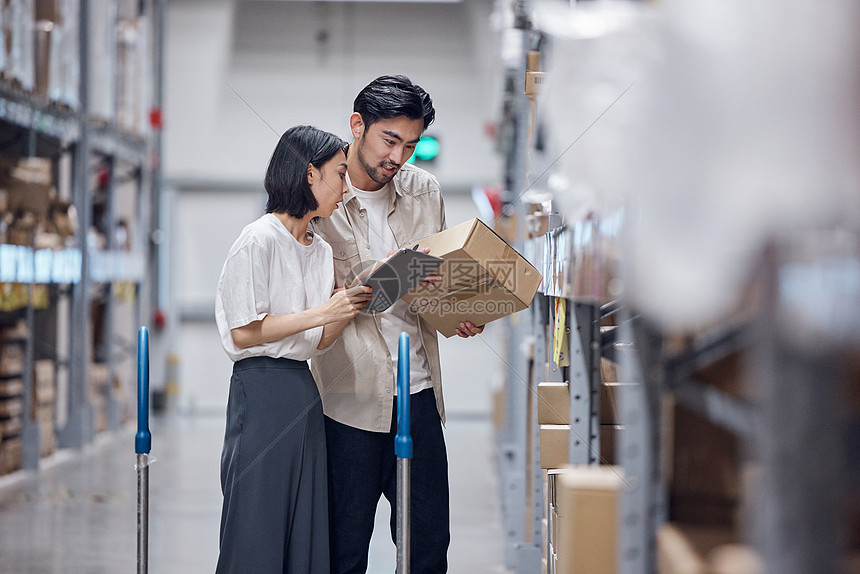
309, 150, 348, 218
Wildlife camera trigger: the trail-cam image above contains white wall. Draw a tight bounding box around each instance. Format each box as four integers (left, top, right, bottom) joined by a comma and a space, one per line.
164, 0, 502, 188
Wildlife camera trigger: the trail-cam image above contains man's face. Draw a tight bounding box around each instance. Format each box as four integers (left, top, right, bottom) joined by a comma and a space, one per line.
353, 116, 424, 188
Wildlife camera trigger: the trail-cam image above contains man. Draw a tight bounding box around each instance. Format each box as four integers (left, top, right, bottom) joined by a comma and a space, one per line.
310, 75, 483, 574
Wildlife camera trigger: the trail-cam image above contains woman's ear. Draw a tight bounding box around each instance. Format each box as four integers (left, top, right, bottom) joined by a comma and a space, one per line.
307, 163, 315, 186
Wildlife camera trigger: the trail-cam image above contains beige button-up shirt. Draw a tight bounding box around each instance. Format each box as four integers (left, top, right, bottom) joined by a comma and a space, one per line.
309, 163, 448, 432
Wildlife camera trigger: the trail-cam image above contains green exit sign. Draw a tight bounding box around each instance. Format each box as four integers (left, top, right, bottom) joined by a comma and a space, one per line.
407, 135, 440, 164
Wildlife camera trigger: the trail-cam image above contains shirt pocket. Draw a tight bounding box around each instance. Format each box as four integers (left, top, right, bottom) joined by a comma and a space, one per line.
329, 241, 364, 287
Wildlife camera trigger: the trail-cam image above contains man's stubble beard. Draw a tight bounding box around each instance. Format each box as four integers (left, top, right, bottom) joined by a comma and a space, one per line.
356, 137, 398, 186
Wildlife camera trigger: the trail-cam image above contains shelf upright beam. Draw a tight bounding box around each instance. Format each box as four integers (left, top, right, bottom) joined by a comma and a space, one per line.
568, 302, 601, 465
749, 255, 846, 574
103, 155, 122, 431
617, 318, 665, 574
512, 25, 543, 574
528, 294, 557, 552
499, 304, 532, 570
59, 0, 94, 449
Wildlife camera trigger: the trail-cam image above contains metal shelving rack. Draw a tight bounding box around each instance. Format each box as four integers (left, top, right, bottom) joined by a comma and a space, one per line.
494, 1, 860, 571
614, 251, 860, 574
0, 0, 162, 469
492, 6, 610, 571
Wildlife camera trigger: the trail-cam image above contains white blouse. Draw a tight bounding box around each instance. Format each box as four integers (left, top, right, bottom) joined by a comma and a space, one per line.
215, 213, 335, 362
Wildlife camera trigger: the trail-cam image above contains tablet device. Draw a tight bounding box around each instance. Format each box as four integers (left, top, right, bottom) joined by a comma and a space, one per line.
360, 249, 443, 312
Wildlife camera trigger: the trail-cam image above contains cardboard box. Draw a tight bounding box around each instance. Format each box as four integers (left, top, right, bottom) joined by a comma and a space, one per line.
0, 157, 55, 218
670, 404, 740, 526
538, 382, 570, 425
0, 437, 22, 475
0, 378, 23, 398
657, 523, 708, 574
0, 344, 24, 377
6, 183, 54, 218
600, 424, 623, 466
34, 21, 52, 100
0, 398, 23, 418
540, 424, 570, 469
0, 416, 22, 438
493, 214, 519, 244
0, 157, 53, 186
404, 218, 542, 338
33, 359, 55, 403
600, 382, 634, 426
36, 0, 64, 23
556, 465, 623, 574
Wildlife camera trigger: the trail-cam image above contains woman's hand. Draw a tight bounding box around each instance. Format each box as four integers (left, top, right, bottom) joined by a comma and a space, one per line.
318, 286, 372, 323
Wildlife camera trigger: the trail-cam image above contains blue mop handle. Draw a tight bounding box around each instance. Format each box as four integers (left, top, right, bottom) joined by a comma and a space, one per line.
135, 326, 151, 455
395, 332, 412, 459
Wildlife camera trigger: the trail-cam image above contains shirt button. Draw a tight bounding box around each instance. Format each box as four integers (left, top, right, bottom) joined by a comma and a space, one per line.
365, 245, 371, 251
360, 211, 366, 217
385, 387, 391, 393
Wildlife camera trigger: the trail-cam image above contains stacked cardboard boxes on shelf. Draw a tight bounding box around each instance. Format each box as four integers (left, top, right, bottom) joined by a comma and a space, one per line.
537, 343, 627, 571
0, 321, 25, 475
537, 358, 625, 471
0, 155, 71, 315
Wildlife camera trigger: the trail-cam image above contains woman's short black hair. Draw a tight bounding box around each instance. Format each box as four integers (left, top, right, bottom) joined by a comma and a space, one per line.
264, 125, 345, 218
353, 75, 435, 131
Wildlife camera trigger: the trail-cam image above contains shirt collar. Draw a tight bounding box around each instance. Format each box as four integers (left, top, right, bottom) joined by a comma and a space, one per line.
344, 169, 404, 207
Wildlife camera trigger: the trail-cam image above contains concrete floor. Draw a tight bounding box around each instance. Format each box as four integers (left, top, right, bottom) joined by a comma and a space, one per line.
0, 412, 508, 573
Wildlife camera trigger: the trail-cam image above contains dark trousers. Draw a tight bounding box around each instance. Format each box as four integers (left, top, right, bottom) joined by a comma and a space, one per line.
216, 357, 330, 574
325, 388, 450, 574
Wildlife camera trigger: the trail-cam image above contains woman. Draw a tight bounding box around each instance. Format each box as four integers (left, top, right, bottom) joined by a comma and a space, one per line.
214, 125, 371, 573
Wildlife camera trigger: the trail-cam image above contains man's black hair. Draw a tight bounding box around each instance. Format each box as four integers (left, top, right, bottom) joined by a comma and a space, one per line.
353, 75, 435, 131
264, 125, 345, 218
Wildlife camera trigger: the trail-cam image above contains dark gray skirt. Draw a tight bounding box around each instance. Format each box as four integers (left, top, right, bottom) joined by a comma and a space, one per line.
216, 356, 329, 574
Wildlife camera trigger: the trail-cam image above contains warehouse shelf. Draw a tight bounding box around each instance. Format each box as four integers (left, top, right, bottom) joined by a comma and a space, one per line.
490, 2, 860, 572
90, 126, 149, 165
0, 83, 81, 142
0, 0, 163, 475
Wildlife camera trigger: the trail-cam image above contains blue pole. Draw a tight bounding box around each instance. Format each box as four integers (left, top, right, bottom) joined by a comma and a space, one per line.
395, 332, 411, 573
395, 332, 411, 459
135, 326, 151, 455
136, 326, 151, 574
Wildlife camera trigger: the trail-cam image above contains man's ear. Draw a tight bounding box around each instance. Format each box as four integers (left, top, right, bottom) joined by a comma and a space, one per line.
349, 112, 364, 140
307, 163, 315, 186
